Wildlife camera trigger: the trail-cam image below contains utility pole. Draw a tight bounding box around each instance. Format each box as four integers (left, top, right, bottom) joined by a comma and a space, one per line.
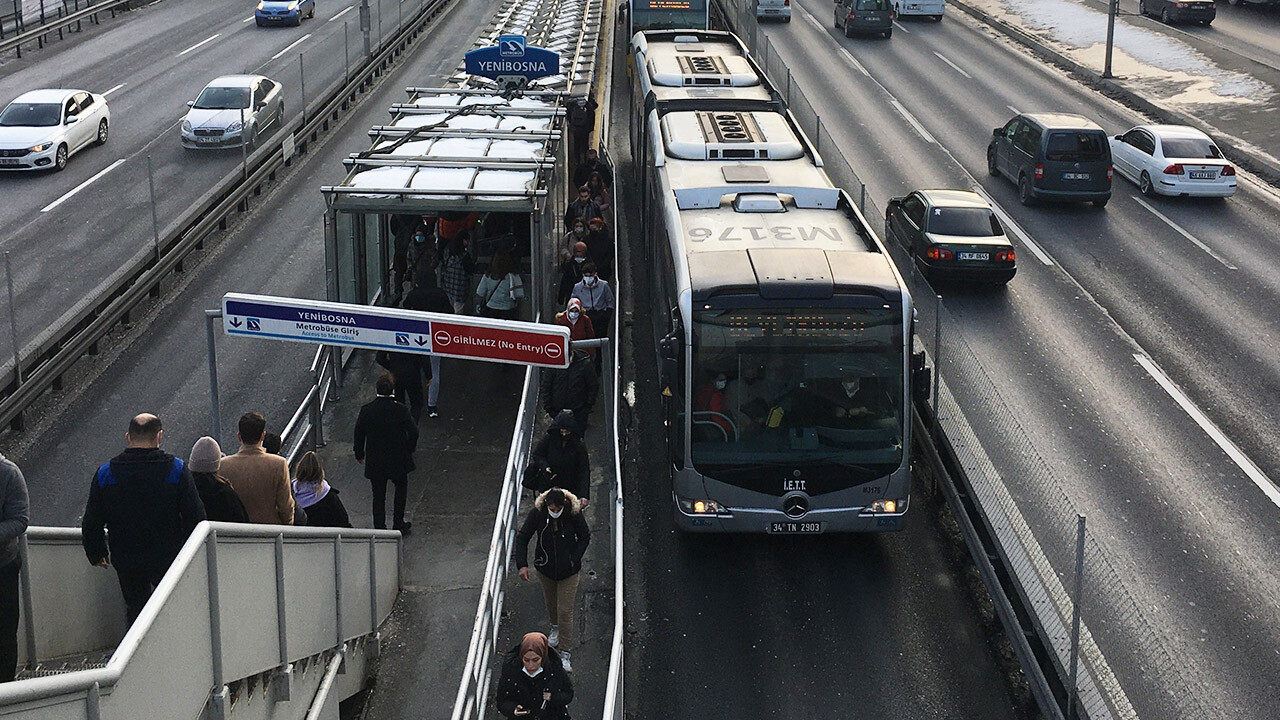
1103, 0, 1117, 78
360, 0, 372, 60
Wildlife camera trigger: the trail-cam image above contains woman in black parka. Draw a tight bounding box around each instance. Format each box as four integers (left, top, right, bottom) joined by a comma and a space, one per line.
495, 632, 574, 719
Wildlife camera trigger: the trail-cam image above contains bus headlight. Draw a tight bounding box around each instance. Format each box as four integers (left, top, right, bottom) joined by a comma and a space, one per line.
678, 497, 726, 514
870, 499, 903, 514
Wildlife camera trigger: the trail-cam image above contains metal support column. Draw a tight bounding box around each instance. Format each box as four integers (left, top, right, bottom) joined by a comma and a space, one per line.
271, 533, 292, 702
932, 294, 942, 440
207, 532, 230, 720
205, 310, 222, 440
1067, 515, 1087, 719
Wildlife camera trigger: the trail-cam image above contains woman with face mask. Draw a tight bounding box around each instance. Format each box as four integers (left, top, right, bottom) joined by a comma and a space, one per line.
554, 298, 596, 349
556, 242, 590, 305
511, 486, 591, 676
495, 631, 574, 718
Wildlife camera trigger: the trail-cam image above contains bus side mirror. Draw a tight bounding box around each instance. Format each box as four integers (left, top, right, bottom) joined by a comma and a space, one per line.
911, 350, 931, 404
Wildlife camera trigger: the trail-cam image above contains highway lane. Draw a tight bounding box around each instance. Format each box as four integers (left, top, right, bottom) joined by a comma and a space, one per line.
0, 0, 416, 366
759, 2, 1280, 717
612, 39, 1034, 720
0, 0, 504, 525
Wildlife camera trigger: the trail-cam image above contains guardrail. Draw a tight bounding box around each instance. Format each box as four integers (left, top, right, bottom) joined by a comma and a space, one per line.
0, 0, 131, 57
0, 0, 455, 436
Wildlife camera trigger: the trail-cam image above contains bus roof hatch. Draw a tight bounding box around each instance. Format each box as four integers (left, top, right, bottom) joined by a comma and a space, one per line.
748, 248, 834, 300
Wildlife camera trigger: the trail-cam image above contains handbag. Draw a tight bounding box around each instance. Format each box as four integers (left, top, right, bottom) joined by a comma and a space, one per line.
507, 273, 525, 303
522, 463, 546, 490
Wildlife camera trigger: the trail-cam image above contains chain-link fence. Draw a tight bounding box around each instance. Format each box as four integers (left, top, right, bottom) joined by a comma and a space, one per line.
718, 1, 1216, 718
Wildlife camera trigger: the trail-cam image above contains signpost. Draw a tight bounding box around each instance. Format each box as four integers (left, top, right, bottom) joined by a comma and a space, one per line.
464, 34, 560, 87
221, 292, 570, 368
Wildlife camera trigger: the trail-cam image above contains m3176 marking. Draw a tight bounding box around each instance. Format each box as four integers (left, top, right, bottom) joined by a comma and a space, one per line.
687, 226, 843, 243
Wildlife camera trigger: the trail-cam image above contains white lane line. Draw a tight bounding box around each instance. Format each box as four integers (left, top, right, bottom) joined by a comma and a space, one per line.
1007, 105, 1020, 115
1133, 354, 1280, 508
889, 99, 935, 144
103, 83, 125, 96
893, 20, 910, 33
329, 5, 354, 21
177, 33, 220, 57
933, 51, 972, 79
1133, 196, 1237, 270
972, 185, 1054, 266
838, 46, 870, 77
242, 15, 255, 22
41, 159, 127, 213
798, 4, 870, 76
800, 5, 825, 33
270, 33, 312, 60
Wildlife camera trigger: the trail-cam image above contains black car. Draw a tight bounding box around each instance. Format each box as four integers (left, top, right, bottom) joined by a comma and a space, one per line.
987, 112, 1112, 208
1140, 0, 1215, 25
835, 0, 895, 38
885, 189, 1016, 285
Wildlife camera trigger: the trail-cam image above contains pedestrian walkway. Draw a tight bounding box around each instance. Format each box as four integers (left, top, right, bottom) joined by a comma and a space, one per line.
315, 350, 523, 718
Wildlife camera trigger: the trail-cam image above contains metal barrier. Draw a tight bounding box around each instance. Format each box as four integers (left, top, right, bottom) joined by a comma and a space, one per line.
0, 0, 130, 57
3, 522, 401, 719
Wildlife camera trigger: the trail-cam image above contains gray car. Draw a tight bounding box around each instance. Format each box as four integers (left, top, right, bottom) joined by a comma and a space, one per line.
987, 112, 1112, 208
181, 75, 284, 150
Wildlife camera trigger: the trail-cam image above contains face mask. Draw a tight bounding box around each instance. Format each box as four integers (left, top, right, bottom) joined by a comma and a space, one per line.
573, 228, 585, 236
714, 379, 727, 390
584, 276, 597, 287
567, 309, 581, 322
548, 507, 564, 518
574, 256, 586, 263
842, 380, 860, 398
414, 235, 426, 244
522, 665, 544, 678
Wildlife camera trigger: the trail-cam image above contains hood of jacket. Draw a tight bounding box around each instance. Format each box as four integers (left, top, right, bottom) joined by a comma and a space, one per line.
533, 487, 581, 515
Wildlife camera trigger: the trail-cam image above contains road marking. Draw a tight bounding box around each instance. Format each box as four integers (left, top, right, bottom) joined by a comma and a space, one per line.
103, 83, 125, 96
1132, 196, 1236, 270
41, 159, 126, 213
893, 20, 910, 33
242, 15, 254, 22
1133, 354, 1280, 508
800, 5, 826, 33
838, 46, 870, 77
889, 99, 935, 144
271, 33, 312, 60
933, 51, 972, 78
1007, 105, 1020, 115
178, 33, 220, 57
329, 5, 354, 21
972, 185, 1054, 266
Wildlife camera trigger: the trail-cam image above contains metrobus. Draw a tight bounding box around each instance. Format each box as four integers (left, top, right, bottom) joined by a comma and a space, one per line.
629, 0, 710, 36
629, 30, 925, 534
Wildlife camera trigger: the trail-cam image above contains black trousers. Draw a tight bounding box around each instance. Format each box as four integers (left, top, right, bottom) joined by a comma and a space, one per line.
394, 379, 424, 422
370, 475, 409, 529
116, 564, 168, 626
0, 559, 19, 683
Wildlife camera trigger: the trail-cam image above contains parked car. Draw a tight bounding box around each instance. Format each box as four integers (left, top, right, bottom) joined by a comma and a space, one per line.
835, 0, 895, 37
256, 0, 316, 26
0, 89, 109, 172
885, 189, 1016, 284
892, 0, 944, 21
1109, 124, 1236, 198
987, 112, 1112, 207
756, 0, 792, 22
181, 76, 284, 150
1139, 0, 1215, 25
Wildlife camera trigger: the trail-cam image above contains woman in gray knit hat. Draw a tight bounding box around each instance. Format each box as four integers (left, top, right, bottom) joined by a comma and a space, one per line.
189, 437, 250, 523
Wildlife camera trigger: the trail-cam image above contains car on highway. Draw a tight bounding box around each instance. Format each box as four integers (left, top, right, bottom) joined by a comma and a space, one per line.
0, 89, 109, 172
988, 112, 1112, 207
892, 0, 944, 21
755, 0, 792, 21
835, 0, 895, 37
885, 189, 1016, 285
255, 0, 316, 26
1109, 124, 1237, 198
1139, 0, 1215, 25
181, 76, 284, 150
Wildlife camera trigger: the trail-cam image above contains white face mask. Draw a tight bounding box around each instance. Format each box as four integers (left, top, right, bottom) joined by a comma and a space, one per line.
584, 276, 597, 287
842, 379, 860, 398
573, 256, 586, 263
548, 507, 564, 519
567, 310, 581, 322
522, 665, 544, 677
714, 379, 727, 390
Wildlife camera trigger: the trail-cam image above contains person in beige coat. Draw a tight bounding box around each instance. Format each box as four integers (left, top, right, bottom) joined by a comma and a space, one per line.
219, 412, 294, 525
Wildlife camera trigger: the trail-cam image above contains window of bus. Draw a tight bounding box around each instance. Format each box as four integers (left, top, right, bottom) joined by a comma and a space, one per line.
690, 303, 904, 482
631, 0, 709, 31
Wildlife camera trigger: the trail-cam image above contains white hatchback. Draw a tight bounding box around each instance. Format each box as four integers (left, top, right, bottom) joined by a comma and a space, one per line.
1109, 124, 1237, 198
0, 88, 110, 172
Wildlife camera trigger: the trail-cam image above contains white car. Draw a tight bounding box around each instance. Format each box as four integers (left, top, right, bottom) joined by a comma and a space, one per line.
757, 0, 792, 21
1109, 124, 1237, 198
181, 75, 284, 150
0, 88, 110, 171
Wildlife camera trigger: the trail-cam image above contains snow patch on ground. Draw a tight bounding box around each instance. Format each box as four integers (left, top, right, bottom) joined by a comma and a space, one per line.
973, 0, 1272, 107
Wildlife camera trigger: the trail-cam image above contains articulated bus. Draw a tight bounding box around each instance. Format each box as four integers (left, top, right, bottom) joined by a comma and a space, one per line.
629, 0, 710, 35
629, 31, 926, 534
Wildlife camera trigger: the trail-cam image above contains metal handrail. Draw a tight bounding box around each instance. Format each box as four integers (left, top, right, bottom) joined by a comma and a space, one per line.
0, 0, 130, 56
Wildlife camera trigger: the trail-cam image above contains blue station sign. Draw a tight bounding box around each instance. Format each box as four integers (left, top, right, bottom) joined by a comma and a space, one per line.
464, 34, 560, 81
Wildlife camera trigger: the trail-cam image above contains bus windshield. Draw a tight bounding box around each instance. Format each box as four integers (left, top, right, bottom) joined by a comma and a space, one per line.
690, 304, 904, 481
631, 0, 709, 30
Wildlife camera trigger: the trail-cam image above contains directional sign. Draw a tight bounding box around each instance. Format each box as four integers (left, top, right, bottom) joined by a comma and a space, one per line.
222, 293, 571, 368
465, 34, 560, 82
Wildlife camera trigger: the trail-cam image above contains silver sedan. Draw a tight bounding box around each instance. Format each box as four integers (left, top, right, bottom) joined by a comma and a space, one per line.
181, 75, 284, 150
0, 88, 110, 171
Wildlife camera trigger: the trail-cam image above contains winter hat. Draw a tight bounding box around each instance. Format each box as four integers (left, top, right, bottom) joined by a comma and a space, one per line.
189, 436, 223, 473
551, 410, 577, 434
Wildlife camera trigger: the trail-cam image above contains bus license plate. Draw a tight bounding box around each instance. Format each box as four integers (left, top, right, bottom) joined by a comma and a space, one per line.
958, 252, 989, 261
1063, 172, 1090, 180
1189, 170, 1216, 179
769, 521, 823, 534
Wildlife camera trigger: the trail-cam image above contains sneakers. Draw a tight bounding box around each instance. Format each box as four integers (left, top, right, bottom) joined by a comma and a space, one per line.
427, 406, 440, 418
548, 625, 559, 647
559, 650, 572, 673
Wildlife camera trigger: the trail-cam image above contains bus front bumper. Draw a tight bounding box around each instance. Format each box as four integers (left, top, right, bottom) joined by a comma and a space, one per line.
674, 494, 908, 533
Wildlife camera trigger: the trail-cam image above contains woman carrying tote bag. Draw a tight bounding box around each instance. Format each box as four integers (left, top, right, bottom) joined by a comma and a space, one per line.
475, 251, 524, 320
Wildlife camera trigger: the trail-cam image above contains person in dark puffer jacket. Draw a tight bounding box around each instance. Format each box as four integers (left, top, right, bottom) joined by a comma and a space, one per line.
540, 351, 597, 437
187, 437, 249, 523
511, 488, 590, 673
292, 452, 351, 528
527, 412, 590, 506
495, 631, 574, 719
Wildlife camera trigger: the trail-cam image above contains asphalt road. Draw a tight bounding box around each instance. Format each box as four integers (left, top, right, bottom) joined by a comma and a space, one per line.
1118, 0, 1280, 72
756, 1, 1280, 717
0, 0, 504, 523
613, 29, 1035, 720
0, 0, 424, 368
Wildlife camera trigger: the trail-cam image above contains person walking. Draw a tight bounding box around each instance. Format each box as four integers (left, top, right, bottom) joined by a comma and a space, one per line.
563, 186, 601, 230
475, 252, 524, 320
496, 632, 574, 719
557, 242, 590, 305
187, 437, 250, 523
585, 172, 611, 215
583, 217, 614, 281
0, 454, 29, 683
526, 414, 591, 505
541, 350, 598, 437
292, 452, 351, 528
512, 488, 590, 673
82, 414, 206, 624
405, 279, 453, 419
438, 231, 475, 315
572, 147, 611, 189
554, 299, 596, 351
561, 218, 588, 263
402, 228, 436, 296
570, 263, 615, 338
353, 373, 420, 532
377, 350, 430, 423
219, 412, 294, 526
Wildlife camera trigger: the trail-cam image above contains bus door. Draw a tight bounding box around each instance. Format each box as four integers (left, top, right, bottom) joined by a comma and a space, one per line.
660, 308, 685, 470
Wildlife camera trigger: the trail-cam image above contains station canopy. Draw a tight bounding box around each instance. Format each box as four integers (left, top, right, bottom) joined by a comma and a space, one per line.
321, 0, 604, 214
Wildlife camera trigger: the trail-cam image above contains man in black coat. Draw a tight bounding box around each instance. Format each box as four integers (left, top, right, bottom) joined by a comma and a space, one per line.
528, 412, 591, 506
376, 350, 430, 423
82, 414, 206, 624
512, 488, 590, 672
353, 373, 420, 532
541, 350, 598, 437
